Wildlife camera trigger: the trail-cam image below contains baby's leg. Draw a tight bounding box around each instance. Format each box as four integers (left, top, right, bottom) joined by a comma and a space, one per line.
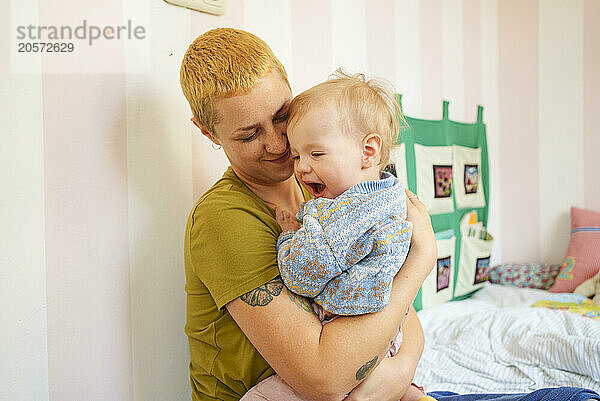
387, 328, 403, 357
388, 308, 410, 357
312, 302, 339, 324
240, 374, 312, 401
387, 327, 435, 401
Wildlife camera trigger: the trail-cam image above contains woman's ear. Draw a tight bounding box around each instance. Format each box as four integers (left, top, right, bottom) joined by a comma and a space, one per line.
361, 133, 382, 168
191, 116, 221, 146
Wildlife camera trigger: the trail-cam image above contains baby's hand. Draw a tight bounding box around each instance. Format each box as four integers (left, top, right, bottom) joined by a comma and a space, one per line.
275, 207, 301, 232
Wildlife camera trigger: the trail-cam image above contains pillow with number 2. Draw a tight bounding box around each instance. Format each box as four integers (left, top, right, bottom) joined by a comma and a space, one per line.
549, 207, 600, 293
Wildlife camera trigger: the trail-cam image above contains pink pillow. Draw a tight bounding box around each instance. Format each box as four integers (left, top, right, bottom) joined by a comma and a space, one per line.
549, 206, 600, 293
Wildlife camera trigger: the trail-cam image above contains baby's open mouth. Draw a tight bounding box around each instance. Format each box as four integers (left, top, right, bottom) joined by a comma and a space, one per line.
307, 182, 326, 197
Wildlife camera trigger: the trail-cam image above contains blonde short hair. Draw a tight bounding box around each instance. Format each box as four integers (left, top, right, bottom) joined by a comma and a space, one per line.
288, 69, 407, 168
180, 28, 289, 135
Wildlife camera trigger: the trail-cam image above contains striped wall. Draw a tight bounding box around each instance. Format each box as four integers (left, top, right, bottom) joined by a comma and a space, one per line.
538, 0, 585, 264
584, 0, 600, 215
2, 2, 48, 401
498, 0, 540, 263
2, 1, 599, 400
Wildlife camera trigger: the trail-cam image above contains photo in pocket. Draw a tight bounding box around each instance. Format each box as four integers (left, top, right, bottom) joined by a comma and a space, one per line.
474, 256, 490, 284
436, 256, 452, 292
414, 144, 454, 214
433, 165, 453, 198
464, 164, 479, 194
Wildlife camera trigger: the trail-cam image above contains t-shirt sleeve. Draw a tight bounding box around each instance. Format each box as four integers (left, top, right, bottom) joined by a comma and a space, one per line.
187, 193, 281, 309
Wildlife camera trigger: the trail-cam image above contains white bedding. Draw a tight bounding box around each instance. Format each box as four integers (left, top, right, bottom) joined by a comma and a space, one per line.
414, 284, 600, 394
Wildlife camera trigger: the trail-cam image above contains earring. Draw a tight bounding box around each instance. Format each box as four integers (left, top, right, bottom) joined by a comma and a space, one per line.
212, 143, 222, 150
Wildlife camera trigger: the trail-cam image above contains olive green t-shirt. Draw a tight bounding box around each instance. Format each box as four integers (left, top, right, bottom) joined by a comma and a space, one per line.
184, 167, 310, 401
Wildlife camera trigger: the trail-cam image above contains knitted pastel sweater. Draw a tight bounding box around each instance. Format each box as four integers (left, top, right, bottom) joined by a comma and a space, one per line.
276, 172, 413, 315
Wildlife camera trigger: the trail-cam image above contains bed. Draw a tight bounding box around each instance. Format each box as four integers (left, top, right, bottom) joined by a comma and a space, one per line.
414, 284, 600, 394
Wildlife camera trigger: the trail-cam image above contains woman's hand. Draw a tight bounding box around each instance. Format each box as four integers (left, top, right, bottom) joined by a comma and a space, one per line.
404, 189, 437, 264
345, 356, 413, 401
275, 207, 301, 232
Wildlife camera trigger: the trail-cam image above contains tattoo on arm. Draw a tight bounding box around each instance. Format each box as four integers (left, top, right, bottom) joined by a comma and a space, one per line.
355, 356, 378, 380
240, 276, 284, 307
287, 292, 314, 313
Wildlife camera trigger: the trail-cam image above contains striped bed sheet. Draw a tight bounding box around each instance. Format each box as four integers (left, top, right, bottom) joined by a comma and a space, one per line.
415, 284, 600, 394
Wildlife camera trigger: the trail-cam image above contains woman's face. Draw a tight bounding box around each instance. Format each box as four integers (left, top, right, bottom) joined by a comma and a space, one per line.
210, 72, 294, 185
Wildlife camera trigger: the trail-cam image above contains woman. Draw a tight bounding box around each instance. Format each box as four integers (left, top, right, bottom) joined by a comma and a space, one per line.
180, 28, 437, 401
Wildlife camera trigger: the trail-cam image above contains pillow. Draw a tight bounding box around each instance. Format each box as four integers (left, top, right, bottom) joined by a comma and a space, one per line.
488, 262, 561, 290
549, 206, 600, 293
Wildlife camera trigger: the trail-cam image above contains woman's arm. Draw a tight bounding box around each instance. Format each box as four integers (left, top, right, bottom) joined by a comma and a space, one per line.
345, 307, 425, 401
227, 192, 435, 401
227, 249, 431, 401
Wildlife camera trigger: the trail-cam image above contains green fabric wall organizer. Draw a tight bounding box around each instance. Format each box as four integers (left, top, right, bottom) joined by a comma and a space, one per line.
389, 96, 492, 311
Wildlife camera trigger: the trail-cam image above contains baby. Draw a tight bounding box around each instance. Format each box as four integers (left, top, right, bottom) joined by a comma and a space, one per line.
241, 70, 431, 401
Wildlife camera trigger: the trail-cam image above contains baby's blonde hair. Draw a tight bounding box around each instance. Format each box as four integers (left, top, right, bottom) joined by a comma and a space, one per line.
180, 28, 289, 135
288, 69, 407, 168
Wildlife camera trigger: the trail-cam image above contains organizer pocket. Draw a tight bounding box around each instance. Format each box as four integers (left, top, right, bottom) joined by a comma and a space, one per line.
454, 233, 494, 297
452, 145, 486, 209
420, 230, 456, 309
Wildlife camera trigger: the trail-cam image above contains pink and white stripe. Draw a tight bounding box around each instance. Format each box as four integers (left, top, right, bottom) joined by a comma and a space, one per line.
2, 1, 599, 400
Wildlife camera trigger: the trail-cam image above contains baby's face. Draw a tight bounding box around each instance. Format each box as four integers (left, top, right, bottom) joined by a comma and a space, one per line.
288, 103, 365, 199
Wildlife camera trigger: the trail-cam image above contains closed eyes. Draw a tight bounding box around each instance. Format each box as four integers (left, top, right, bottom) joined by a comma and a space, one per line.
291, 152, 324, 160
239, 114, 287, 143
241, 129, 259, 142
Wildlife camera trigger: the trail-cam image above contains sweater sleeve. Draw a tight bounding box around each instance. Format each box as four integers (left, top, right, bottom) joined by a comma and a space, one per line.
276, 201, 344, 298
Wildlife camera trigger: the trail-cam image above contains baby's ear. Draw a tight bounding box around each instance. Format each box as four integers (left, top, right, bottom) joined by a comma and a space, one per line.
361, 133, 382, 168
